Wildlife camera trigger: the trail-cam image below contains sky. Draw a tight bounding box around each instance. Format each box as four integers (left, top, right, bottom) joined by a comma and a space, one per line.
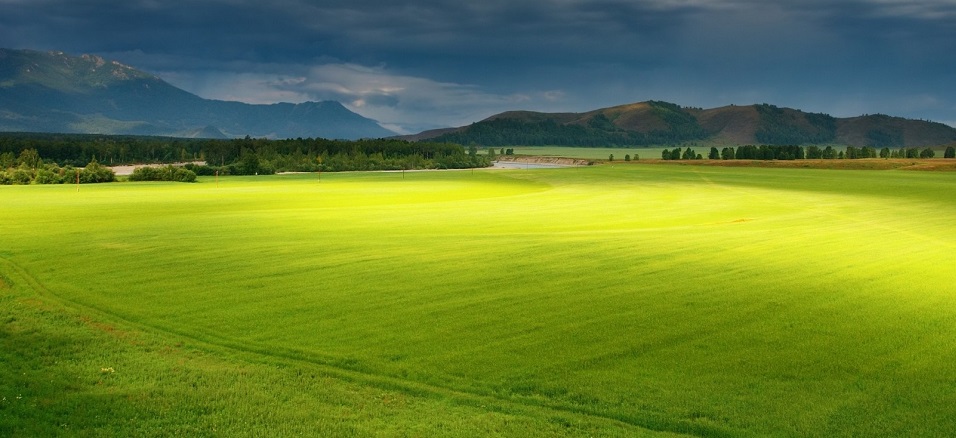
2, 0, 955, 133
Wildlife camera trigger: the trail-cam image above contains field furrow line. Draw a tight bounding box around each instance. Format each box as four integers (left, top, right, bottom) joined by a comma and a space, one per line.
0, 255, 713, 437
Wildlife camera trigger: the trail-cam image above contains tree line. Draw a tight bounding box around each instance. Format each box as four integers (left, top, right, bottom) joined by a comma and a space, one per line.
0, 133, 491, 184
0, 148, 115, 185
662, 145, 953, 161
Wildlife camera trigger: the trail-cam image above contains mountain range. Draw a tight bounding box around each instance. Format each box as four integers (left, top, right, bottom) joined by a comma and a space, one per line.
3, 49, 954, 147
0, 49, 395, 140
408, 101, 956, 148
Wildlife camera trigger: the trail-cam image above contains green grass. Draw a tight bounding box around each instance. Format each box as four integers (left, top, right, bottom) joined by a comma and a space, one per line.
3, 166, 956, 436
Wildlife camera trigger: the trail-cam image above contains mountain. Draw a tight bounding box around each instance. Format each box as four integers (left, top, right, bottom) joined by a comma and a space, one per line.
0, 49, 395, 139
413, 101, 956, 148
184, 125, 229, 139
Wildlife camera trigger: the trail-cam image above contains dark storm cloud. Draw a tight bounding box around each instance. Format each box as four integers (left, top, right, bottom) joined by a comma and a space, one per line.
2, 0, 954, 130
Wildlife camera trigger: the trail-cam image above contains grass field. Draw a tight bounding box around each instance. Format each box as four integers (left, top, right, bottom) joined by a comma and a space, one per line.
3, 165, 956, 436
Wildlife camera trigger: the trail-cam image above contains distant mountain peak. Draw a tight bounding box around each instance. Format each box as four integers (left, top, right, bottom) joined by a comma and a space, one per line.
184, 125, 229, 139
1, 48, 163, 95
0, 48, 395, 139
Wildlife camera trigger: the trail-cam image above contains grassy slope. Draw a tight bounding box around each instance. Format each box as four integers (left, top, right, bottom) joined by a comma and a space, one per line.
0, 270, 652, 438
3, 166, 956, 436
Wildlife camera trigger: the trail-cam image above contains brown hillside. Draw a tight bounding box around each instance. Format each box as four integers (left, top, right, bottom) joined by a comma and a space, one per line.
407, 100, 956, 147
489, 102, 678, 134
693, 105, 760, 144
837, 115, 956, 148
591, 102, 669, 133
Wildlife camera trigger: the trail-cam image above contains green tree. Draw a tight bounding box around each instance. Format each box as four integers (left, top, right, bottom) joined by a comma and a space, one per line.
822, 146, 836, 159
0, 151, 15, 169
880, 147, 891, 158
708, 147, 719, 160
624, 154, 631, 161
736, 145, 757, 160
608, 154, 614, 162
239, 149, 261, 175
17, 148, 41, 169
845, 146, 858, 159
920, 148, 935, 158
945, 146, 956, 159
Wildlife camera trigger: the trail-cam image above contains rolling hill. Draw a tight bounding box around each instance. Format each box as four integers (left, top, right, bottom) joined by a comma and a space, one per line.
416, 101, 956, 148
0, 49, 395, 140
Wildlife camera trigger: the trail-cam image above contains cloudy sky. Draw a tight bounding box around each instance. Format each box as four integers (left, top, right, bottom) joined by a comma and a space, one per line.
2, 0, 955, 133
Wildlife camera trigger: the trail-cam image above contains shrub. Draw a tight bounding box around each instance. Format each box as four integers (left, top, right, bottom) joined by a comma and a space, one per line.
129, 166, 158, 181
10, 169, 32, 185
79, 160, 116, 183
34, 168, 58, 184
175, 167, 197, 182
186, 164, 220, 176
129, 165, 197, 182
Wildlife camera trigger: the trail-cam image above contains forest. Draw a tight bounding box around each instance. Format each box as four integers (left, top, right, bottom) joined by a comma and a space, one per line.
0, 133, 490, 184
753, 104, 838, 145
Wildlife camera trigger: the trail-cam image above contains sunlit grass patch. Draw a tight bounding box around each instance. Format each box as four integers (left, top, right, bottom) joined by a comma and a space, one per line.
2, 165, 955, 436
